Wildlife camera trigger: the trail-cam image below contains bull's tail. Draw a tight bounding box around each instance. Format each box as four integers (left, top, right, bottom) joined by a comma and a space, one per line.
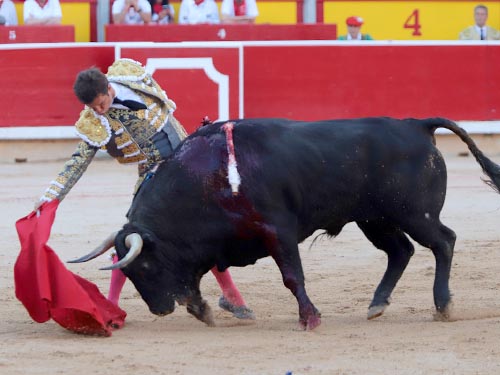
423, 117, 500, 193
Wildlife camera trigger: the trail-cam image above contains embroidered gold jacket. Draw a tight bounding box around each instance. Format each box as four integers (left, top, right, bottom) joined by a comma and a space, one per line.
41, 59, 188, 203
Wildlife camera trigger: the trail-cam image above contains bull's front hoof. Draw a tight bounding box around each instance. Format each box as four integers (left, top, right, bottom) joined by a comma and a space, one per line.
367, 304, 387, 320
299, 314, 322, 331
187, 301, 216, 327
203, 310, 216, 327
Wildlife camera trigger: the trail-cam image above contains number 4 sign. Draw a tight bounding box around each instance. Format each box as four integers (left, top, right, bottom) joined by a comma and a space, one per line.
404, 9, 422, 36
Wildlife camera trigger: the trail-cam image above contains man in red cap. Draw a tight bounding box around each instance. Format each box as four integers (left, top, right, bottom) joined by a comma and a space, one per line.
338, 16, 374, 40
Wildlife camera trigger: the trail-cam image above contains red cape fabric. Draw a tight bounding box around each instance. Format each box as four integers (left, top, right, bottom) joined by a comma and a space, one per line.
14, 200, 126, 336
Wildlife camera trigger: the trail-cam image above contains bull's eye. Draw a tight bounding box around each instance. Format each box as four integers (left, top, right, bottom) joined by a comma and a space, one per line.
138, 260, 158, 280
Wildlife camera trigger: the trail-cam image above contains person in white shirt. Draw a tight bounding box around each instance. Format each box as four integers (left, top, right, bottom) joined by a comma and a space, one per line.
0, 0, 18, 26
23, 0, 62, 25
178, 0, 219, 25
220, 0, 258, 24
459, 4, 500, 40
112, 0, 152, 24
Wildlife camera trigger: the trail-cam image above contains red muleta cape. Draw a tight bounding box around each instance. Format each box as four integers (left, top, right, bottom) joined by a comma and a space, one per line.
14, 200, 126, 336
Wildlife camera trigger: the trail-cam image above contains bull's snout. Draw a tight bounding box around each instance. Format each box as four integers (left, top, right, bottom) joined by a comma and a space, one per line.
149, 303, 175, 317
148, 298, 176, 316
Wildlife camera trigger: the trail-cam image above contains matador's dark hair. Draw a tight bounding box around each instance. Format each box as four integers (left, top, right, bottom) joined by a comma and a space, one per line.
73, 67, 109, 104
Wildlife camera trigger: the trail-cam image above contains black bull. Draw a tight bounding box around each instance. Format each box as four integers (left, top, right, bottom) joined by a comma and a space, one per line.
74, 117, 500, 330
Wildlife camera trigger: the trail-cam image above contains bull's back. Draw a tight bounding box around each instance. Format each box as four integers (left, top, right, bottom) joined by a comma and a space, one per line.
230, 118, 447, 234
144, 118, 447, 240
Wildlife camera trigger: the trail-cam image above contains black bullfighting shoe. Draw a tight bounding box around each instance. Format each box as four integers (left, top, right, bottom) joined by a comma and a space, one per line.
218, 296, 255, 320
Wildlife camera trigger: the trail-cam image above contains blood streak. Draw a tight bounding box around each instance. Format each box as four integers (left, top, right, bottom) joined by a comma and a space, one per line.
222, 122, 241, 195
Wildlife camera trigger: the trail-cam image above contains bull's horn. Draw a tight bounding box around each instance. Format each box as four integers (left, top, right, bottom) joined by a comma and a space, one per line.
67, 231, 118, 263
100, 233, 143, 270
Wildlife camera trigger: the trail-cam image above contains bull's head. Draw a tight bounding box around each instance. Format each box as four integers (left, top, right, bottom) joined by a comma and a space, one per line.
68, 225, 214, 326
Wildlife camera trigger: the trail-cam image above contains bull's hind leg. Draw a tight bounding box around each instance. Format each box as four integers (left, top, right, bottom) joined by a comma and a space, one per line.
405, 220, 456, 320
357, 221, 415, 320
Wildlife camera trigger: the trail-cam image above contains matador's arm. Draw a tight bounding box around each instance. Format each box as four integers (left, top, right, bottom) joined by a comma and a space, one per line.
40, 141, 98, 203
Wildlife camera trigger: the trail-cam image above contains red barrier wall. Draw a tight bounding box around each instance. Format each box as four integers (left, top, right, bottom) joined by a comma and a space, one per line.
1, 42, 499, 134
106, 24, 337, 42
0, 26, 75, 43
243, 44, 500, 121
1, 45, 115, 127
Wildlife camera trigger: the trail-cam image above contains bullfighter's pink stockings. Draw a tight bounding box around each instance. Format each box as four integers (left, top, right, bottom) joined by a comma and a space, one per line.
211, 267, 246, 306
108, 254, 126, 306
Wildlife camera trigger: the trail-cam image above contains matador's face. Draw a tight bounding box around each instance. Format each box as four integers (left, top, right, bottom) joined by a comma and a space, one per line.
88, 84, 114, 115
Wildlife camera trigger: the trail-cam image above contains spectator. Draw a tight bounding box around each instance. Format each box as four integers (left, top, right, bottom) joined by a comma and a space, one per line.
23, 0, 62, 25
178, 0, 219, 25
220, 0, 258, 24
459, 4, 500, 40
112, 0, 152, 24
337, 16, 373, 41
0, 0, 18, 26
149, 0, 174, 24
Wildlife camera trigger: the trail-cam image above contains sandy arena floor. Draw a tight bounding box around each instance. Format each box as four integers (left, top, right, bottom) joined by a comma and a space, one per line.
1, 145, 500, 375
